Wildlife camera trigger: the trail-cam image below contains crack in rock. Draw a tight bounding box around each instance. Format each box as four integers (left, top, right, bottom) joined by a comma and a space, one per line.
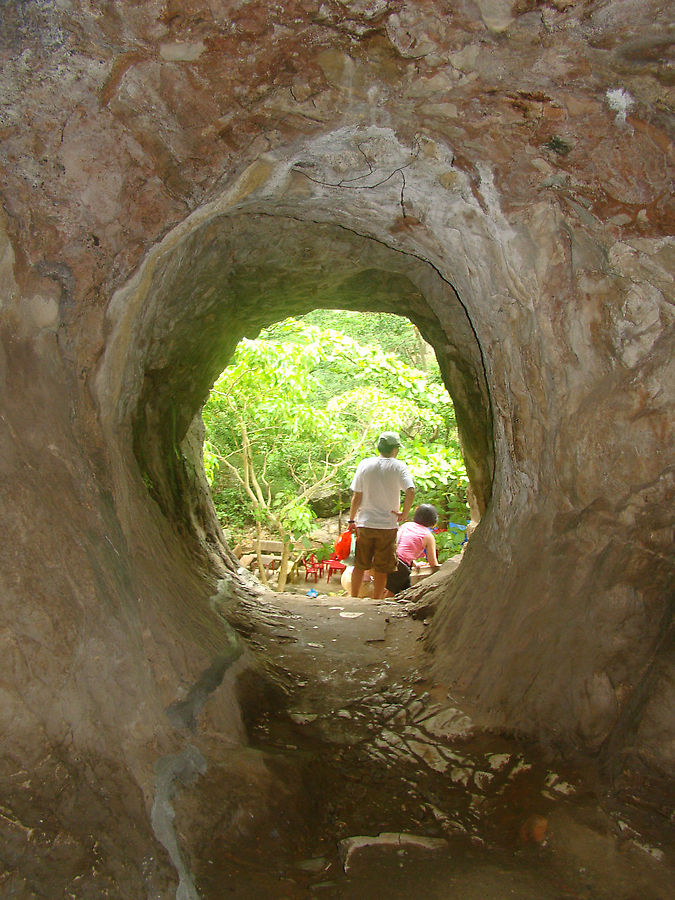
151, 745, 207, 900
165, 641, 243, 733
156, 612, 245, 897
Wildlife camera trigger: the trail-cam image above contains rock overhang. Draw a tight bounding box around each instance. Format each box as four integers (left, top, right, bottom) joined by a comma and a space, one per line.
95, 128, 516, 524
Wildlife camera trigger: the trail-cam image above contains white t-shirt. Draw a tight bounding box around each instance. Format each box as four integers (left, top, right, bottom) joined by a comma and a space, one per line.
350, 456, 414, 529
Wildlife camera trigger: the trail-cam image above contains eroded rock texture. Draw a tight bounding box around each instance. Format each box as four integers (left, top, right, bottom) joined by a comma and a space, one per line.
0, 0, 673, 894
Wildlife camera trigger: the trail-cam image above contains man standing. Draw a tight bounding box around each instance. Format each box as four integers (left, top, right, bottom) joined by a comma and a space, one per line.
347, 431, 415, 599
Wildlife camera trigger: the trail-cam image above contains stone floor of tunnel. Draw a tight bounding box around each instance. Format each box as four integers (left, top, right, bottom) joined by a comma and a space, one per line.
193, 591, 672, 899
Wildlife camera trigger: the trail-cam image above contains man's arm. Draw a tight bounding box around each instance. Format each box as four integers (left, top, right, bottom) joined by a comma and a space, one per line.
397, 486, 415, 524
348, 491, 362, 532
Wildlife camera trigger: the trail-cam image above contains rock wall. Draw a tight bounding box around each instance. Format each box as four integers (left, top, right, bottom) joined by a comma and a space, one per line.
1, 0, 673, 892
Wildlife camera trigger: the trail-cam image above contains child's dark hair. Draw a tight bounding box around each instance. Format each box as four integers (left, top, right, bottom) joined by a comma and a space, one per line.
413, 504, 438, 527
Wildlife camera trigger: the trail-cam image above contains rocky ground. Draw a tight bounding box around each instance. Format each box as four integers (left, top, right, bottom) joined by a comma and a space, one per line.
197, 586, 674, 899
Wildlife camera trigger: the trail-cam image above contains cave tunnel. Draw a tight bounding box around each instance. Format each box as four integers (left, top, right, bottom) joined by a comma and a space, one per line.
119, 214, 493, 529
1, 0, 673, 896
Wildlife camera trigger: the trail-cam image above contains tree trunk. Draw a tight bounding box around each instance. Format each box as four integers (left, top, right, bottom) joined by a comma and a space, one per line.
276, 539, 292, 592
254, 523, 270, 588
413, 325, 430, 371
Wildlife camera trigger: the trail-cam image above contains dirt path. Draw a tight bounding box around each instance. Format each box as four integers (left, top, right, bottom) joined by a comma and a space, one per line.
194, 587, 673, 899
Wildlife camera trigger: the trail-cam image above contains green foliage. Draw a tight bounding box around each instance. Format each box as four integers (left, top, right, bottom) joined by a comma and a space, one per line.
314, 542, 335, 563
434, 528, 467, 561
403, 439, 469, 523
203, 312, 471, 547
275, 310, 425, 369
202, 440, 219, 485
275, 494, 316, 538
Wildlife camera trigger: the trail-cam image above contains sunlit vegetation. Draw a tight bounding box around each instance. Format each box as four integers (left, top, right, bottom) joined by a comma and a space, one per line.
202, 312, 470, 585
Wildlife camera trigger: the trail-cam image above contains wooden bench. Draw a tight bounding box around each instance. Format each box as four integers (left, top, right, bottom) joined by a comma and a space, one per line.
257, 540, 285, 575
239, 541, 302, 578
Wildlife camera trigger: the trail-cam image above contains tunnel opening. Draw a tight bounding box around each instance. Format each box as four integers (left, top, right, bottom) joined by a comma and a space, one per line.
200, 308, 475, 593
96, 212, 494, 597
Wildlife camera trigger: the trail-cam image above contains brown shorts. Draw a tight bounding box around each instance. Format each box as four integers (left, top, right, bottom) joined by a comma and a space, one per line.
354, 527, 398, 574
